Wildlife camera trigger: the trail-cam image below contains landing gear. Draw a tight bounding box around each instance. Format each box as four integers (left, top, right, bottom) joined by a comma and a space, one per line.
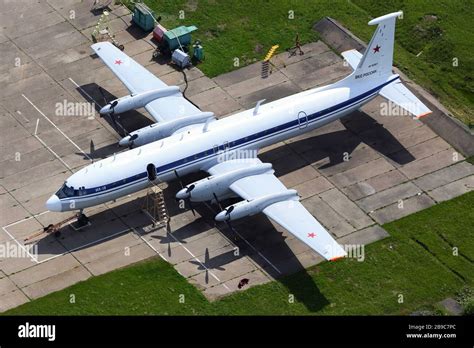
71, 210, 91, 230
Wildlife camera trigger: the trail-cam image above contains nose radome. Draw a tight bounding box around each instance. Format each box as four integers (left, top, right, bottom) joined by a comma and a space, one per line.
46, 195, 62, 212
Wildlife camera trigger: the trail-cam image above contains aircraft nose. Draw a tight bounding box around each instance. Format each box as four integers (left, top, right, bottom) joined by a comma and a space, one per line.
46, 195, 62, 212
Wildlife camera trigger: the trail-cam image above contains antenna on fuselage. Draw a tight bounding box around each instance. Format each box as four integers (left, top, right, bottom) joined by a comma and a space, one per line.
253, 99, 266, 116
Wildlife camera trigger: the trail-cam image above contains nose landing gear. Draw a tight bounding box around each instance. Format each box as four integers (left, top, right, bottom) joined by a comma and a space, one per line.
71, 209, 91, 231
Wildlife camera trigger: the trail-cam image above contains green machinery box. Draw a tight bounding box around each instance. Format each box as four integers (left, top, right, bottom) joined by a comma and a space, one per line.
132, 3, 156, 31
164, 25, 198, 51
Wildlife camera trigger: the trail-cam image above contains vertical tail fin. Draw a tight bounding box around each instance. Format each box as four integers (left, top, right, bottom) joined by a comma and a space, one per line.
342, 11, 432, 118
352, 11, 403, 82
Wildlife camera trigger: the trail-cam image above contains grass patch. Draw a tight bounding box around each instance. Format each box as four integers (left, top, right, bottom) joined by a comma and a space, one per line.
5, 192, 473, 315
121, 0, 473, 126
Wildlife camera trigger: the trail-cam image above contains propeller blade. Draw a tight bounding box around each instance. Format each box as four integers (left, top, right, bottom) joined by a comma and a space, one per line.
213, 192, 223, 210
186, 184, 195, 193
226, 205, 234, 216
226, 220, 237, 234
98, 86, 108, 106
109, 111, 118, 129
174, 170, 184, 188
188, 199, 196, 216
128, 134, 138, 149
204, 248, 209, 264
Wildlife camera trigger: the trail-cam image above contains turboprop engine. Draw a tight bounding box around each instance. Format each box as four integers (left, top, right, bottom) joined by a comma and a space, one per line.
215, 190, 299, 222
175, 163, 273, 202
99, 86, 180, 116
119, 112, 215, 148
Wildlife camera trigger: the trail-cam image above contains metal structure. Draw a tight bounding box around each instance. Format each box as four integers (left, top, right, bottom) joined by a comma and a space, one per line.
24, 213, 89, 244
153, 25, 198, 58
141, 183, 170, 230
91, 10, 124, 50
261, 45, 280, 78
132, 2, 156, 31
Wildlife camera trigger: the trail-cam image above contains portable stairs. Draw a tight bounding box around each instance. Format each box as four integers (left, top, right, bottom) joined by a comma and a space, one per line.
261, 45, 279, 78
91, 11, 124, 50
141, 183, 170, 230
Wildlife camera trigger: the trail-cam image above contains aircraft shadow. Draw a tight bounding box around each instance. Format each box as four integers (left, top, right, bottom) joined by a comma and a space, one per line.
74, 83, 154, 136
263, 112, 415, 177
191, 200, 330, 312
341, 111, 416, 165
74, 141, 123, 160
73, 83, 155, 158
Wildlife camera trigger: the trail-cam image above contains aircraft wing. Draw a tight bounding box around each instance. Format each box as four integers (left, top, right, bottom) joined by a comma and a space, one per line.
341, 49, 362, 70
206, 158, 347, 261
379, 80, 432, 118
91, 42, 201, 123
341, 49, 431, 118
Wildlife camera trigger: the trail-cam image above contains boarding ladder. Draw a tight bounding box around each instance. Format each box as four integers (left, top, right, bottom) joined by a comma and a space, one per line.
261, 45, 279, 78
142, 183, 170, 230
91, 11, 124, 49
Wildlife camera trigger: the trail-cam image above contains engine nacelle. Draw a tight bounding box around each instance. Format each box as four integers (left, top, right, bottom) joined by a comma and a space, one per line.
119, 112, 215, 147
99, 86, 180, 115
176, 163, 273, 202
215, 190, 298, 222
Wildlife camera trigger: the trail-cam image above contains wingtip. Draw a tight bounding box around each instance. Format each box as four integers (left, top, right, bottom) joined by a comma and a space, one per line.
416, 111, 432, 119
329, 255, 345, 262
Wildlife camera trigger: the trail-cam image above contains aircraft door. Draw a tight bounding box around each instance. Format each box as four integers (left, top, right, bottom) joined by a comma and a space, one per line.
147, 163, 157, 181
298, 111, 308, 129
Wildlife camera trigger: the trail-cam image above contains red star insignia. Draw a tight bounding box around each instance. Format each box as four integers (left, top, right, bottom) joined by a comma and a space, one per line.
373, 45, 381, 53
308, 232, 316, 238
114, 59, 123, 65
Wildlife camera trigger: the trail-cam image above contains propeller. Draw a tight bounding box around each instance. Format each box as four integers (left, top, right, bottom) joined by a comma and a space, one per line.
98, 87, 139, 147
128, 133, 138, 149
186, 184, 195, 193
212, 192, 236, 233
174, 170, 196, 216
98, 87, 119, 130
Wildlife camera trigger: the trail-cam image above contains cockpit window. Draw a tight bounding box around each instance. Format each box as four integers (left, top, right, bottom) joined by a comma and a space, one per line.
56, 183, 75, 198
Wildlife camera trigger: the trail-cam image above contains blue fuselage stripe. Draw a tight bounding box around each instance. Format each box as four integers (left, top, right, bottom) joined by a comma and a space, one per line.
63, 77, 397, 201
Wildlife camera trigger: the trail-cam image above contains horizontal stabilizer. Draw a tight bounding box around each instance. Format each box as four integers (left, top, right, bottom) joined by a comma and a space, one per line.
341, 49, 362, 70
380, 80, 432, 118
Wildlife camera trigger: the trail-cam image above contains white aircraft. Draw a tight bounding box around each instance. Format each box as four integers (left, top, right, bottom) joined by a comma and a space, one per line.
46, 12, 430, 261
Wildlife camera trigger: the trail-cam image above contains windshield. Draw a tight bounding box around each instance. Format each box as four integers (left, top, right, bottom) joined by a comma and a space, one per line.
56, 183, 75, 198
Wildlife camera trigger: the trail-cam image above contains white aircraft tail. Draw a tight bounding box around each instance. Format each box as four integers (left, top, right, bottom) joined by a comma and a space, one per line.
341, 11, 431, 118
351, 11, 402, 82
